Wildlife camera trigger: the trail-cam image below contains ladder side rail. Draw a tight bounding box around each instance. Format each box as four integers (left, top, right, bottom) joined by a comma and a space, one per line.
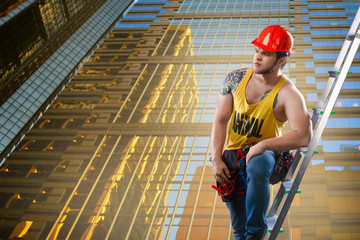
268, 81, 333, 217
268, 151, 302, 217
285, 105, 323, 181
285, 104, 322, 181
317, 76, 337, 108
333, 6, 360, 70
268, 30, 360, 240
270, 106, 321, 215
325, 31, 360, 119
287, 8, 360, 184
287, 5, 360, 182
268, 109, 322, 217
268, 148, 315, 240
283, 6, 360, 209
269, 101, 338, 239
317, 7, 360, 107
269, 121, 326, 239
268, 184, 286, 216
311, 111, 320, 128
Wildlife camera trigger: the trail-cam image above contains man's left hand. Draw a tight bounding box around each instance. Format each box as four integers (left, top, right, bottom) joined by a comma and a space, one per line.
246, 143, 266, 165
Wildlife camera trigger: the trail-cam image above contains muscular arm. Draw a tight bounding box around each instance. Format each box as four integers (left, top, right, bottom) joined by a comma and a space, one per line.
246, 84, 313, 164
211, 93, 233, 183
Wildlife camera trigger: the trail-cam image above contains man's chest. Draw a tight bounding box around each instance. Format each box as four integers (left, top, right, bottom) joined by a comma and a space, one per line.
244, 80, 274, 105
235, 80, 287, 122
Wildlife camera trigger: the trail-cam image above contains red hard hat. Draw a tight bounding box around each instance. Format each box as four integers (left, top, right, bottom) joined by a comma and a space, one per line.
251, 25, 293, 54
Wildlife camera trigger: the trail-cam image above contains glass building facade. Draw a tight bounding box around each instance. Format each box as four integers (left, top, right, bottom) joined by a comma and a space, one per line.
0, 0, 107, 104
0, 0, 359, 239
0, 0, 134, 163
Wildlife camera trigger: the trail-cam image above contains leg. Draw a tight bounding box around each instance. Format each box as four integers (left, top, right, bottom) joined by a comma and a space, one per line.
226, 195, 247, 240
245, 150, 275, 240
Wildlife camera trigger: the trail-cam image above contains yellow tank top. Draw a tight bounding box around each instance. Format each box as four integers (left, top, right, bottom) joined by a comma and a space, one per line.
226, 67, 287, 150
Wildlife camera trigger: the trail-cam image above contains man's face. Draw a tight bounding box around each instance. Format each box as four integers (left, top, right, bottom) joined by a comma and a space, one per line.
252, 47, 279, 74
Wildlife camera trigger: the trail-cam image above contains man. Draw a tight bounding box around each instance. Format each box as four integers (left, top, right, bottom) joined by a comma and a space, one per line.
210, 25, 312, 239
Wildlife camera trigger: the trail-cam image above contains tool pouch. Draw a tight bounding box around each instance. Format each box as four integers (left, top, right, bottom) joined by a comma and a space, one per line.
269, 151, 295, 185
211, 147, 249, 202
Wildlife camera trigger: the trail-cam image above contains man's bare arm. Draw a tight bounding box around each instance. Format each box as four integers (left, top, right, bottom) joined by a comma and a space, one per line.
246, 85, 313, 164
211, 93, 233, 183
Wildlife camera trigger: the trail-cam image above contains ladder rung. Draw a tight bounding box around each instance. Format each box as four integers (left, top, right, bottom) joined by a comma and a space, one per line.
302, 150, 318, 154
320, 110, 335, 115
266, 215, 284, 233
282, 180, 301, 194
312, 107, 336, 116
328, 70, 352, 77
300, 147, 318, 155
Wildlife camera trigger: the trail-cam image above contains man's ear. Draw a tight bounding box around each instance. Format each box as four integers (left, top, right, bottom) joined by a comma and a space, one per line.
277, 56, 287, 67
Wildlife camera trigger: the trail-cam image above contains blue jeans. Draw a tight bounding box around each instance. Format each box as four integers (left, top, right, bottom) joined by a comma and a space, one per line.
226, 150, 275, 240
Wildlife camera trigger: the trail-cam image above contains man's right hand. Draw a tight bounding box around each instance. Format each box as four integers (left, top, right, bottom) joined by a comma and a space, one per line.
212, 157, 231, 184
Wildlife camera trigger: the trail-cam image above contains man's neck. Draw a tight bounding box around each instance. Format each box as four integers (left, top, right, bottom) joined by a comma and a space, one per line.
252, 69, 283, 86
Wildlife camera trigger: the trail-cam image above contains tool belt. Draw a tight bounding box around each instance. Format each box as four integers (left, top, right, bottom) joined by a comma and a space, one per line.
211, 146, 294, 202
211, 147, 250, 202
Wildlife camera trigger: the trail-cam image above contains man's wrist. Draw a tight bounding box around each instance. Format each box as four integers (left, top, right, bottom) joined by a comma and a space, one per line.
211, 155, 223, 163
257, 140, 268, 152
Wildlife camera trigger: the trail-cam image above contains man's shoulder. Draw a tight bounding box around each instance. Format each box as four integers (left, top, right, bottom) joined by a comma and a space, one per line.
227, 68, 249, 81
279, 78, 305, 102
220, 68, 249, 95
281, 78, 299, 93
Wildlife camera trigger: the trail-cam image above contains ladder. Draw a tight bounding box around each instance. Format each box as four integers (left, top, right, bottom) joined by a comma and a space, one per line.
266, 7, 360, 240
